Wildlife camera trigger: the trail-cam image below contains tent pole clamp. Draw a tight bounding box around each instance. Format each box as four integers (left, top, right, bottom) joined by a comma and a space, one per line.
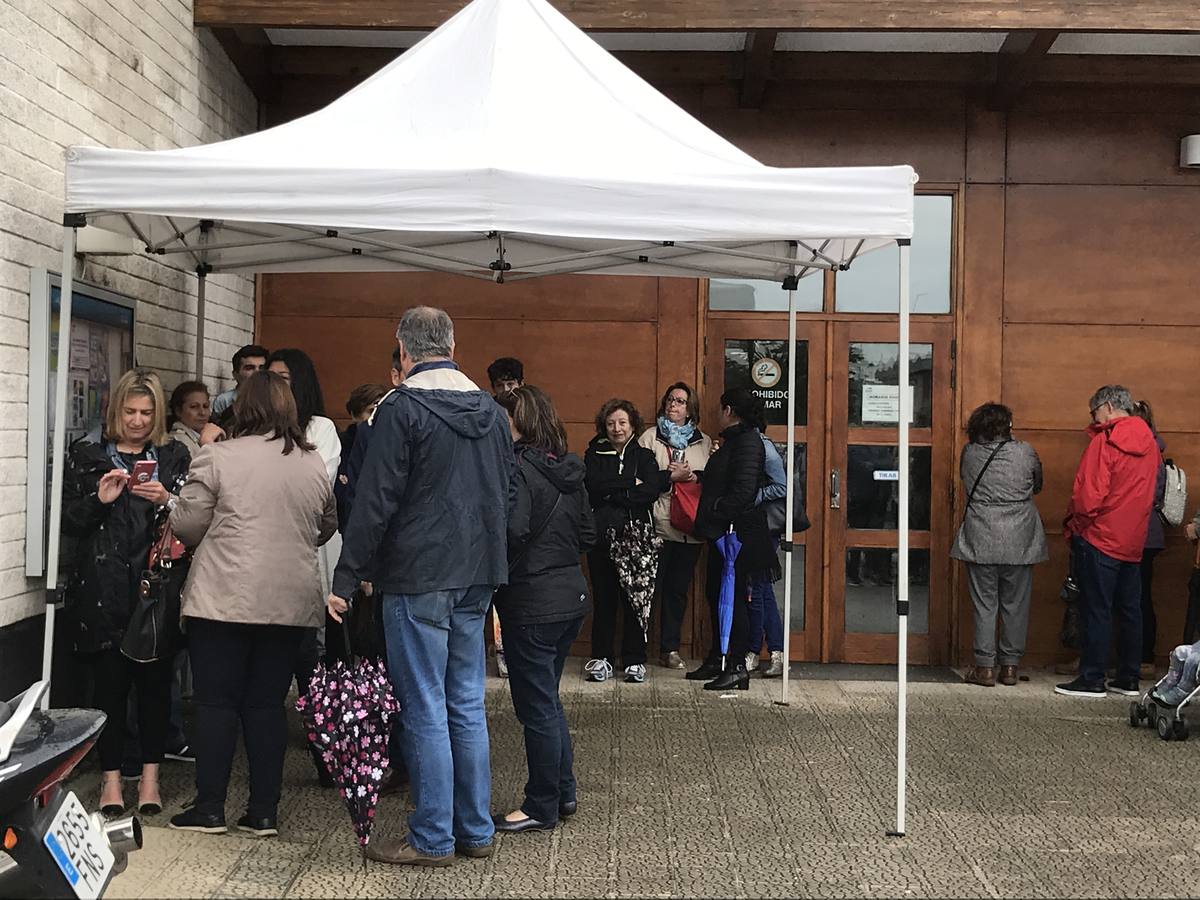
62, 213, 87, 228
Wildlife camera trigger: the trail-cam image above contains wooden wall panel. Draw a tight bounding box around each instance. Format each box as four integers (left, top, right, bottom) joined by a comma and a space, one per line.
1007, 112, 1200, 186
260, 272, 660, 322
260, 314, 659, 430
1004, 186, 1200, 327
701, 108, 966, 183
1002, 324, 1200, 432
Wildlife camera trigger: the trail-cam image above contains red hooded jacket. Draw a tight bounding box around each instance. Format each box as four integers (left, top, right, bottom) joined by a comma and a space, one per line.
1065, 415, 1160, 562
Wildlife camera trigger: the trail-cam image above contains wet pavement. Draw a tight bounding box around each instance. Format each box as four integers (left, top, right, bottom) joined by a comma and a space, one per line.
78, 661, 1200, 898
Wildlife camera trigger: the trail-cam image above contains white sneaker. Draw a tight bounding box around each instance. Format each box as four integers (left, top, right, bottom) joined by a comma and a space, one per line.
624, 664, 646, 683
584, 658, 613, 683
744, 652, 759, 675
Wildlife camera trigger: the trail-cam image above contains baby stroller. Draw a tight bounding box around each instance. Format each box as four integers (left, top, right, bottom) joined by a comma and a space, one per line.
1129, 640, 1200, 741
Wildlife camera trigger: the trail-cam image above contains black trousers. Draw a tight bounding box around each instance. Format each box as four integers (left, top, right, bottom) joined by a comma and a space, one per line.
188, 617, 305, 819
1140, 548, 1160, 664
501, 615, 582, 824
703, 545, 751, 662
657, 541, 703, 654
91, 649, 171, 771
588, 550, 646, 666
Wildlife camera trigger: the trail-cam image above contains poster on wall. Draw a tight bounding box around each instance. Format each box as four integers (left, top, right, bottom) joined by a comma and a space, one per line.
27, 270, 136, 577
723, 339, 808, 426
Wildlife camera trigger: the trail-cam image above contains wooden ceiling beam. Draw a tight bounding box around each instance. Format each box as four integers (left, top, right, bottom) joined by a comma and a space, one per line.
265, 46, 1200, 89
989, 29, 1059, 109
195, 1, 1200, 32
740, 29, 778, 108
211, 26, 278, 103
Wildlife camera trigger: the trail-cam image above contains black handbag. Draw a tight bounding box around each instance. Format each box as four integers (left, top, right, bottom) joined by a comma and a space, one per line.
121, 516, 187, 663
762, 494, 811, 536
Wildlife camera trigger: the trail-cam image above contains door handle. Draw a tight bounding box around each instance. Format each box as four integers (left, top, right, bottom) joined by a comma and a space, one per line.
830, 468, 841, 509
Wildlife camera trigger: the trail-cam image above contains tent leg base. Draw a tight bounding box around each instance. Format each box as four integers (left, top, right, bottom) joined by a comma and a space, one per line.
886, 830, 906, 839
772, 700, 790, 707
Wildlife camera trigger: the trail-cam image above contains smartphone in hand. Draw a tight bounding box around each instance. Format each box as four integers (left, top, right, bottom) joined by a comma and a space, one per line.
131, 460, 157, 484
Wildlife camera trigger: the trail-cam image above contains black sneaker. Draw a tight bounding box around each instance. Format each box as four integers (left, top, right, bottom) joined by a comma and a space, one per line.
236, 814, 278, 837
1107, 678, 1140, 697
1054, 677, 1106, 698
169, 808, 227, 834
164, 744, 196, 763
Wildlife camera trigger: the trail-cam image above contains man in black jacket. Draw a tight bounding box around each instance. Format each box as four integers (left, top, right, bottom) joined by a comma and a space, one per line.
329, 307, 515, 867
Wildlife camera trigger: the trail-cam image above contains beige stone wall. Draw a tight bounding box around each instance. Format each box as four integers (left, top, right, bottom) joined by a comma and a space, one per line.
0, 0, 256, 627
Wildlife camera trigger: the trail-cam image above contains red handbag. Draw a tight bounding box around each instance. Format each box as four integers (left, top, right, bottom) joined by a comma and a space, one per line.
668, 481, 701, 535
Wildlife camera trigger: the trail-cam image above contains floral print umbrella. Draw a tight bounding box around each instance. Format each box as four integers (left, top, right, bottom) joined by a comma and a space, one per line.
608, 517, 664, 639
297, 657, 399, 863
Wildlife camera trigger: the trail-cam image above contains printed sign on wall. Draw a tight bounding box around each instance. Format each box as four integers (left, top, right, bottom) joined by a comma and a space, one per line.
723, 339, 808, 426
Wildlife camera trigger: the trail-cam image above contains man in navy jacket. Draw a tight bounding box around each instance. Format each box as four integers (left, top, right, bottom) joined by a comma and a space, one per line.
329, 307, 514, 867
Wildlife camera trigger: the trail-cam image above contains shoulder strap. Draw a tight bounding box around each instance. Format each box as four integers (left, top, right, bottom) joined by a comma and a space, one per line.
965, 440, 1009, 512
509, 463, 565, 570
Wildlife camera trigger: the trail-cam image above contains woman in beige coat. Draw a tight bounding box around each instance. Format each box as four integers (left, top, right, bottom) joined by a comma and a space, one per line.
167, 371, 337, 838
638, 382, 713, 670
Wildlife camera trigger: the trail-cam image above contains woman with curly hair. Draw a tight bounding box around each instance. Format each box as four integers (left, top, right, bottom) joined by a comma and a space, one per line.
583, 398, 661, 684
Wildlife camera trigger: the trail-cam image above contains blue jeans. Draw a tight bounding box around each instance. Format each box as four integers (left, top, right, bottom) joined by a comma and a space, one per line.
384, 586, 495, 856
1074, 536, 1142, 685
748, 577, 784, 654
500, 615, 582, 824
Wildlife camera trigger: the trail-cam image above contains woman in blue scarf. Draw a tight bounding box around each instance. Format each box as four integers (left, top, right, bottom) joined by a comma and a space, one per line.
638, 383, 712, 670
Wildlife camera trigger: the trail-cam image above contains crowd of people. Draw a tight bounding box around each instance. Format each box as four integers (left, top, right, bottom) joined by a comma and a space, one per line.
59, 305, 1198, 864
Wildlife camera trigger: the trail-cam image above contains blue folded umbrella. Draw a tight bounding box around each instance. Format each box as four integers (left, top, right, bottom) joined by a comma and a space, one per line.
715, 528, 743, 662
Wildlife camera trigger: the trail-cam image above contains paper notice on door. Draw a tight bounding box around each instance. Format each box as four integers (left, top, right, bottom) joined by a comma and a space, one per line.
861, 385, 915, 424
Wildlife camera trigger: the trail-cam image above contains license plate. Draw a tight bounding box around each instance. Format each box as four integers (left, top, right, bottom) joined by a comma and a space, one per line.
42, 792, 114, 900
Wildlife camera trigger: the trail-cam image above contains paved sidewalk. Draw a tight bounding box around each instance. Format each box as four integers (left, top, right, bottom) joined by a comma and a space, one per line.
82, 662, 1200, 899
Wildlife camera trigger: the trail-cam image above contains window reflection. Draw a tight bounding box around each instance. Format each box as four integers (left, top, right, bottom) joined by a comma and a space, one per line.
835, 195, 952, 314
848, 342, 933, 428
846, 445, 932, 531
709, 275, 823, 312
844, 549, 929, 634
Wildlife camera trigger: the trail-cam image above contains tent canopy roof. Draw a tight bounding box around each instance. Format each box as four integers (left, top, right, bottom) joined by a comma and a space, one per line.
64, 0, 914, 281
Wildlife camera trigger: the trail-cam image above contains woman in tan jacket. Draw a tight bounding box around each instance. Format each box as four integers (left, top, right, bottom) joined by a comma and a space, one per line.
638, 382, 713, 670
167, 371, 337, 838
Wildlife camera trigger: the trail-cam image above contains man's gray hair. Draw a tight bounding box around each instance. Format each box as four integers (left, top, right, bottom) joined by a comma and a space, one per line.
1089, 384, 1134, 413
396, 307, 454, 362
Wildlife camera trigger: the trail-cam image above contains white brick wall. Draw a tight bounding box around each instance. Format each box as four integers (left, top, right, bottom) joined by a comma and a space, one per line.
0, 0, 257, 627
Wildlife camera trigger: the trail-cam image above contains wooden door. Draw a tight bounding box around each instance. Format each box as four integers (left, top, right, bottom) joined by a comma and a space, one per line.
824, 320, 955, 664
703, 316, 826, 661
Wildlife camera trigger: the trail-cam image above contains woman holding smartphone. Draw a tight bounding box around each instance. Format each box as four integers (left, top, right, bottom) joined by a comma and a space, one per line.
62, 368, 191, 818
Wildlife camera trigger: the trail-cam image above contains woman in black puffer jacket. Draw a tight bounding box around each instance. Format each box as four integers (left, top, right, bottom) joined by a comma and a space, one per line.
493, 386, 596, 833
689, 388, 777, 691
62, 369, 191, 818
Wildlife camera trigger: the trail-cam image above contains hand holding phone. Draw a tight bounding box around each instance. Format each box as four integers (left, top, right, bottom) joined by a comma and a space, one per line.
131, 459, 158, 485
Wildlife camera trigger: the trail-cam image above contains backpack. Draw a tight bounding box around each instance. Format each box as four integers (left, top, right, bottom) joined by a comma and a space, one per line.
1161, 458, 1187, 527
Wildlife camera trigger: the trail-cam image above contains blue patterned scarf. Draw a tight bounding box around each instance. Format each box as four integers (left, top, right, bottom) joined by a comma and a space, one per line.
657, 416, 695, 450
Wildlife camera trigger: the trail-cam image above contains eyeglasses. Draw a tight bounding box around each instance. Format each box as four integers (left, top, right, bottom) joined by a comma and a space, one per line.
666, 397, 688, 406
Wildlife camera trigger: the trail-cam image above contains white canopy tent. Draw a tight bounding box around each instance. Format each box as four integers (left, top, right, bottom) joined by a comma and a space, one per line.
53, 0, 917, 834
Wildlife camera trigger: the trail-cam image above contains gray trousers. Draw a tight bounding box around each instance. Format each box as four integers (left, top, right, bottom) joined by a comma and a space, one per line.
967, 563, 1033, 667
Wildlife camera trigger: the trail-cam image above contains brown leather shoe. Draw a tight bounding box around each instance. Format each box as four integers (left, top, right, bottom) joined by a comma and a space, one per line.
964, 666, 996, 687
365, 836, 452, 867
998, 665, 1018, 686
456, 841, 493, 859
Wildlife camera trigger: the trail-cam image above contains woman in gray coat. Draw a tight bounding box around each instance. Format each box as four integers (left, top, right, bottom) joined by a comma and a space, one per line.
951, 403, 1048, 687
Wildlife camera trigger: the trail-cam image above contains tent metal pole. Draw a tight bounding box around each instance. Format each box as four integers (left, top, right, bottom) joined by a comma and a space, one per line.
777, 282, 798, 707
889, 238, 912, 838
194, 267, 207, 381
43, 221, 80, 709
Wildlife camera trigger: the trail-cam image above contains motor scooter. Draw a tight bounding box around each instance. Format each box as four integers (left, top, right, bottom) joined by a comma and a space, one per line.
0, 682, 141, 898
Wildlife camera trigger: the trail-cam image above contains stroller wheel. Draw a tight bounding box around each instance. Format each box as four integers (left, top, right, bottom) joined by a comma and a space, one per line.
1156, 715, 1173, 741
1173, 718, 1189, 741
1128, 702, 1141, 728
